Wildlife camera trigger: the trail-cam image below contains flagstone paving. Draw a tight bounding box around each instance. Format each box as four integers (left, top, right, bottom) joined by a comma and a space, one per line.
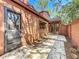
0, 35, 67, 59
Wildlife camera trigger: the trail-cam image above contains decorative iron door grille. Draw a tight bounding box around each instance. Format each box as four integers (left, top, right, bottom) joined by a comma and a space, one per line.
4, 7, 22, 52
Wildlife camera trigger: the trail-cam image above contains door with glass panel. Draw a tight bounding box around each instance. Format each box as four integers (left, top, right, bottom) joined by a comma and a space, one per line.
4, 7, 21, 52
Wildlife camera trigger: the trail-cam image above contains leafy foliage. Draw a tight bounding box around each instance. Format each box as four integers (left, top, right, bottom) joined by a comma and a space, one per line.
36, 0, 79, 25
38, 0, 48, 8
60, 0, 79, 25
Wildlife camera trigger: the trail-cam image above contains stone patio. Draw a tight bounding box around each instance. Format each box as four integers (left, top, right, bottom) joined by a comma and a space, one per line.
0, 34, 67, 59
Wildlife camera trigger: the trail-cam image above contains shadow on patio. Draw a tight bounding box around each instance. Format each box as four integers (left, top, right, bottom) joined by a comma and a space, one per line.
1, 34, 78, 59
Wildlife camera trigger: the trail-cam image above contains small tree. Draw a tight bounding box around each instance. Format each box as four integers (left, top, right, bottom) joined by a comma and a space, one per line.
36, 0, 79, 25
60, 0, 79, 25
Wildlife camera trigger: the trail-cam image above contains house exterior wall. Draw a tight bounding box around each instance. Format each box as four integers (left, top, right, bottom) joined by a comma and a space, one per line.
68, 20, 79, 48
0, 0, 49, 55
49, 22, 68, 36
0, 2, 4, 55
39, 19, 49, 38
59, 24, 68, 36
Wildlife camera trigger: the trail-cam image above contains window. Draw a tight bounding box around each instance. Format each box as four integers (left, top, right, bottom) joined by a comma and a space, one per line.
39, 21, 46, 29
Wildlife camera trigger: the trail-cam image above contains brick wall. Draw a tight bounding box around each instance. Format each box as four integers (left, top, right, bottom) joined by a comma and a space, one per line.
39, 20, 49, 38
0, 1, 4, 55
0, 0, 49, 55
59, 24, 68, 36
49, 22, 68, 36
68, 20, 79, 48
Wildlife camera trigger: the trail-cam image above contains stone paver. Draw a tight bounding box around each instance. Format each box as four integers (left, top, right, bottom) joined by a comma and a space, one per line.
0, 35, 67, 59
48, 35, 67, 59
0, 46, 31, 59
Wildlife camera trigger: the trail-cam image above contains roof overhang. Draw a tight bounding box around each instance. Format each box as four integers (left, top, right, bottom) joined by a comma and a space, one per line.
7, 0, 50, 22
